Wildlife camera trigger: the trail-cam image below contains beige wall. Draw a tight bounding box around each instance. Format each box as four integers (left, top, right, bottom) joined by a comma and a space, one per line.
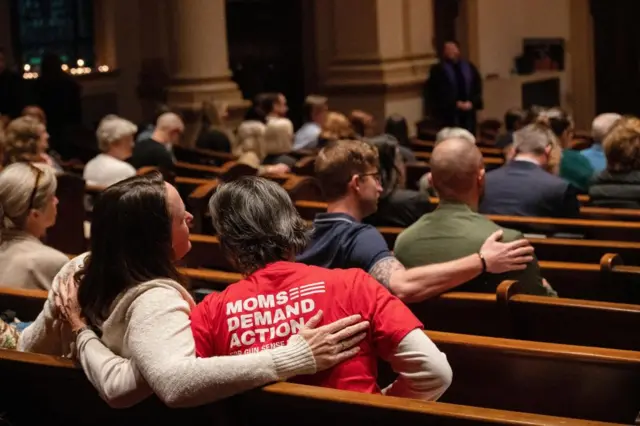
474, 0, 571, 77
465, 0, 579, 123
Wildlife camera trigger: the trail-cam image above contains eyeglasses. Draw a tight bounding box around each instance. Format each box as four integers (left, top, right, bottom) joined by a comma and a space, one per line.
359, 171, 382, 184
26, 163, 43, 211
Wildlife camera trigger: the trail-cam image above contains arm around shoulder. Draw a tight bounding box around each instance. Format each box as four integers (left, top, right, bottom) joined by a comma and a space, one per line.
124, 286, 315, 408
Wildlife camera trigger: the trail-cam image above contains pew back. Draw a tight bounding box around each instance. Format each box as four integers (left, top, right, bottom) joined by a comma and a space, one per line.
0, 349, 610, 426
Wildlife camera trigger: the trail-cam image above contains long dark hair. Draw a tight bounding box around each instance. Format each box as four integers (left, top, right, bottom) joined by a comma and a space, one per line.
368, 134, 402, 199
76, 171, 183, 325
384, 114, 411, 147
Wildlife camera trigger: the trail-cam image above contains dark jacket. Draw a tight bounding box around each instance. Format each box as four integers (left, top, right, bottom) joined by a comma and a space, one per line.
364, 189, 434, 228
589, 170, 640, 209
425, 59, 483, 132
479, 160, 580, 218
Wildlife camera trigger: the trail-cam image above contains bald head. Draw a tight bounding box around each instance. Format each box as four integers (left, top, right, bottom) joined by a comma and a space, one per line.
156, 112, 184, 132
592, 113, 621, 143
430, 138, 484, 201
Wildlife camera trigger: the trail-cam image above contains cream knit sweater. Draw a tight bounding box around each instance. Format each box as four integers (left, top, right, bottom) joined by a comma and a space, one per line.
18, 254, 316, 408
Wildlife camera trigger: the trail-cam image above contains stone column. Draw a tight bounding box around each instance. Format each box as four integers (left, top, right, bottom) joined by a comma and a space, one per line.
165, 0, 249, 146
313, 0, 437, 135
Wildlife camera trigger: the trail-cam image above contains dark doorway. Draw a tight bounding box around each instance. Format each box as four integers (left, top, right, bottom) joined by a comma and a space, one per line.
591, 0, 640, 115
226, 0, 306, 128
433, 0, 461, 53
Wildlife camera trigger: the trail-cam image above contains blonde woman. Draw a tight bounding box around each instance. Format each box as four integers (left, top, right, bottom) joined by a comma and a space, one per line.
3, 116, 61, 173
234, 120, 290, 175
196, 101, 234, 152
0, 162, 67, 290
263, 117, 296, 167
83, 115, 137, 187
318, 112, 357, 148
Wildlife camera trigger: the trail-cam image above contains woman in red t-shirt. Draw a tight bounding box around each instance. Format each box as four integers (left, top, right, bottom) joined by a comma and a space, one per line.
191, 177, 452, 400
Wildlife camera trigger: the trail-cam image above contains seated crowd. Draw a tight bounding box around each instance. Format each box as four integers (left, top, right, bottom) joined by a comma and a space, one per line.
0, 86, 636, 419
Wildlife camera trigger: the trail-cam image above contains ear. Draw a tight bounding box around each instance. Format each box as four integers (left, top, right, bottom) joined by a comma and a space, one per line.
427, 172, 434, 188
544, 144, 552, 156
26, 208, 41, 223
348, 174, 361, 193
479, 168, 486, 181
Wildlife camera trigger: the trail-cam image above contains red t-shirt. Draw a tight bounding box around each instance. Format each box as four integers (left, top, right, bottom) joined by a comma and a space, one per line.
190, 261, 423, 394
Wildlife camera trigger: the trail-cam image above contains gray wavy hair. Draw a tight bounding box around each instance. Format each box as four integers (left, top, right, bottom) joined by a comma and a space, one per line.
96, 115, 138, 152
208, 176, 311, 275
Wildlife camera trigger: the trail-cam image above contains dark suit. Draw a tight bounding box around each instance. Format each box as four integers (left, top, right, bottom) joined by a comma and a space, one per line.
425, 59, 483, 133
479, 160, 580, 218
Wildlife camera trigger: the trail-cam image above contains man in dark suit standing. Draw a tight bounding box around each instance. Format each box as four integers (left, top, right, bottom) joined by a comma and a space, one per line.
479, 124, 580, 218
425, 40, 483, 134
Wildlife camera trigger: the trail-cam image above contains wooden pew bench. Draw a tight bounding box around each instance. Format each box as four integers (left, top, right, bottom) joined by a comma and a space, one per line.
422, 331, 640, 424
415, 281, 640, 351
0, 287, 48, 321
183, 232, 639, 303
0, 350, 612, 426
0, 349, 610, 426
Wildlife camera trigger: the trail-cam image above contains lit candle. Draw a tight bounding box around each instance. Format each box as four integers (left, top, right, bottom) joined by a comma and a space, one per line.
61, 64, 69, 71
77, 59, 85, 67
23, 64, 31, 72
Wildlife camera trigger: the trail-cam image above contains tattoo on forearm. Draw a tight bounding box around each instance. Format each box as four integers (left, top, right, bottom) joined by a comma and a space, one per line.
369, 257, 405, 288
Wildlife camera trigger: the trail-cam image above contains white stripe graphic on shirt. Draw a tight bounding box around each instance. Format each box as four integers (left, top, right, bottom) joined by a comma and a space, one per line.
299, 289, 325, 297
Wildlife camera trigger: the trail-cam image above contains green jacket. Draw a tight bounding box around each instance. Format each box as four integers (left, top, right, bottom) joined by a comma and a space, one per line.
394, 202, 552, 296
560, 149, 595, 193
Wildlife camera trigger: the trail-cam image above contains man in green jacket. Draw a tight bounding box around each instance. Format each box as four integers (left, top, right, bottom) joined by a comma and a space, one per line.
395, 137, 556, 297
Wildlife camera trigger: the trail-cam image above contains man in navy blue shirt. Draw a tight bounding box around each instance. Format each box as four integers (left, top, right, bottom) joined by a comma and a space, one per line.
297, 139, 535, 302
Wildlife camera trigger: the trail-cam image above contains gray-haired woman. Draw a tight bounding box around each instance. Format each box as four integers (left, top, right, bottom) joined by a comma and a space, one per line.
83, 114, 137, 187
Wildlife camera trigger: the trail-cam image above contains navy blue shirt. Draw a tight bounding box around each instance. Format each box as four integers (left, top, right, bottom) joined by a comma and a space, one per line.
296, 213, 392, 275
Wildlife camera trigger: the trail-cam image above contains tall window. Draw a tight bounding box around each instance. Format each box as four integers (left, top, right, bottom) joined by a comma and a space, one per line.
11, 0, 94, 68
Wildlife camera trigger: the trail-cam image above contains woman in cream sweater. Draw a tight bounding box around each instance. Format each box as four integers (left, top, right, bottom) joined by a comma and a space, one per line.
19, 172, 368, 408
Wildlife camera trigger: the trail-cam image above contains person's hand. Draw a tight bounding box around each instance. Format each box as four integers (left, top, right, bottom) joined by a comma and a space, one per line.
479, 230, 534, 274
542, 278, 558, 297
54, 274, 87, 333
456, 101, 465, 110
265, 163, 291, 175
463, 101, 473, 110
296, 310, 369, 372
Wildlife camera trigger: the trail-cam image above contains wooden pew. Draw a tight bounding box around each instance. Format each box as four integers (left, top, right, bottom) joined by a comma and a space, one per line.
172, 145, 236, 166
415, 282, 640, 351
180, 267, 241, 292
0, 287, 48, 321
424, 331, 640, 424
292, 155, 316, 176
498, 280, 640, 350
488, 214, 640, 241
600, 253, 640, 305
0, 348, 623, 426
188, 176, 323, 235
411, 140, 505, 158
414, 152, 505, 171
580, 206, 640, 221
183, 231, 639, 303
